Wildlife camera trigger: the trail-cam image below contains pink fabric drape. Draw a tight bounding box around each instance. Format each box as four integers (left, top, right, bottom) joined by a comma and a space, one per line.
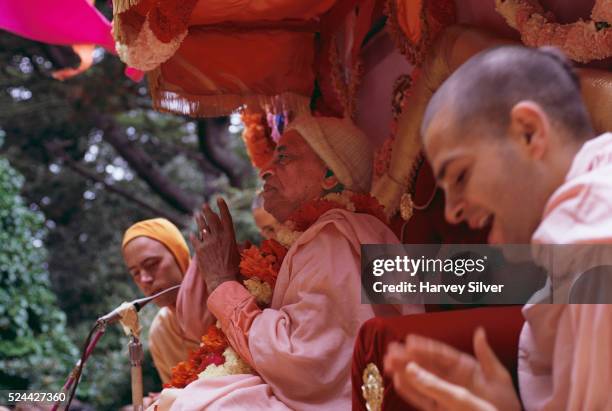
0, 0, 144, 81
0, 0, 114, 51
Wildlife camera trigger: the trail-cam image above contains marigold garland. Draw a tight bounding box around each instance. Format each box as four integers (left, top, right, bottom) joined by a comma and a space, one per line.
165, 240, 285, 389
286, 192, 388, 233
286, 200, 344, 232
164, 325, 228, 388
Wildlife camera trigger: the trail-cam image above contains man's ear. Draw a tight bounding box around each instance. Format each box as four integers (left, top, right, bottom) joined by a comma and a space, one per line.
321, 169, 343, 193
509, 101, 550, 160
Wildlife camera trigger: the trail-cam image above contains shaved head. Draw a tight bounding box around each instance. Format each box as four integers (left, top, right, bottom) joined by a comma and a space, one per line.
421, 45, 595, 244
422, 46, 593, 142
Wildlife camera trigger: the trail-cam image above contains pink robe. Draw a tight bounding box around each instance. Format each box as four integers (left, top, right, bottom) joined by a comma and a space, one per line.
176, 256, 215, 342
519, 132, 612, 411
174, 209, 422, 410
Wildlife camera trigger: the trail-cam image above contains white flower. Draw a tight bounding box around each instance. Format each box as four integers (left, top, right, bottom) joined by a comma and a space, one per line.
199, 347, 253, 378
244, 278, 273, 306
275, 225, 302, 248
323, 192, 356, 212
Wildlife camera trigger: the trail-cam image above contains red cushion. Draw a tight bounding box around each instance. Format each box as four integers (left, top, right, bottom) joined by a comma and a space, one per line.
352, 306, 525, 411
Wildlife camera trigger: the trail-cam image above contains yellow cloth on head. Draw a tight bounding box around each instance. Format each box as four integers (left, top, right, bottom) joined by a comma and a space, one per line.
287, 115, 373, 193
122, 218, 190, 274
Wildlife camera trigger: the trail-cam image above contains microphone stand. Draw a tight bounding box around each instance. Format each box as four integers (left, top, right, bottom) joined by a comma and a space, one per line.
52, 285, 180, 411
129, 333, 144, 411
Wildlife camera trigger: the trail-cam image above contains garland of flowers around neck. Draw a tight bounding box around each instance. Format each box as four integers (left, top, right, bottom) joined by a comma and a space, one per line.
164, 191, 388, 389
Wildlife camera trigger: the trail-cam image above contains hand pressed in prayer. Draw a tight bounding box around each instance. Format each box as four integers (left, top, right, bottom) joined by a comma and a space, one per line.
190, 198, 241, 293
383, 328, 522, 411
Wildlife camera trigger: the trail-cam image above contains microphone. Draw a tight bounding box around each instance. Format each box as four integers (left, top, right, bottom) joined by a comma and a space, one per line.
96, 285, 181, 325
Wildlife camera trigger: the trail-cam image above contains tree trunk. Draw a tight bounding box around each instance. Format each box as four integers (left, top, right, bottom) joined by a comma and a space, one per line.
197, 118, 248, 188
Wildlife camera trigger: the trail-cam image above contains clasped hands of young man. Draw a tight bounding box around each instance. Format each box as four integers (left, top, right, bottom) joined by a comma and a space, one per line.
384, 328, 523, 411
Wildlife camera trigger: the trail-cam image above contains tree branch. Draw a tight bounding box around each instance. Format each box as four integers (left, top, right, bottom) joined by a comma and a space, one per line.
91, 114, 199, 214
151, 137, 221, 177
197, 118, 248, 188
46, 142, 187, 228
148, 139, 220, 201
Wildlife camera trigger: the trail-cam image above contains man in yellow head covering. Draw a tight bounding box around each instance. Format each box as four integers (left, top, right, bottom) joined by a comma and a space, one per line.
122, 218, 199, 385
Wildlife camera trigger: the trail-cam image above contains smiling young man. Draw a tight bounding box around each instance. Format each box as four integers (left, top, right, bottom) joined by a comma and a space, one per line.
384, 45, 612, 410
122, 218, 200, 385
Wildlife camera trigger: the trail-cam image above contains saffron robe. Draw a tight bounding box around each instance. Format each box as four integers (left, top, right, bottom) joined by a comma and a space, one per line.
149, 307, 201, 385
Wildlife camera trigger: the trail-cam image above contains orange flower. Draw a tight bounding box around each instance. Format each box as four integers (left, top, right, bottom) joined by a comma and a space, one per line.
165, 355, 199, 388
286, 199, 340, 231
261, 239, 288, 271
351, 193, 388, 225
165, 325, 229, 388
201, 325, 229, 354
239, 239, 286, 287
241, 111, 275, 168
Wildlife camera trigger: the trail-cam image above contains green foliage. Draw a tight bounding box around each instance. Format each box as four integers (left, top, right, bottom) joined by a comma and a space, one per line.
0, 157, 78, 390
0, 24, 260, 409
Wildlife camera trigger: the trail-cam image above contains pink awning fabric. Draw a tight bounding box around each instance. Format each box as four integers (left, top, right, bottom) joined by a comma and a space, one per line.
0, 0, 144, 81
0, 0, 115, 51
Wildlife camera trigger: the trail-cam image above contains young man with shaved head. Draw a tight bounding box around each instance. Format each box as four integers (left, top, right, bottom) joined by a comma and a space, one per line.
385, 46, 612, 410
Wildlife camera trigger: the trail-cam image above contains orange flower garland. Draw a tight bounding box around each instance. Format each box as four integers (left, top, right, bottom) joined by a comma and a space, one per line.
164, 325, 228, 388
350, 193, 389, 225
200, 325, 229, 353
285, 200, 342, 232
287, 192, 389, 232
